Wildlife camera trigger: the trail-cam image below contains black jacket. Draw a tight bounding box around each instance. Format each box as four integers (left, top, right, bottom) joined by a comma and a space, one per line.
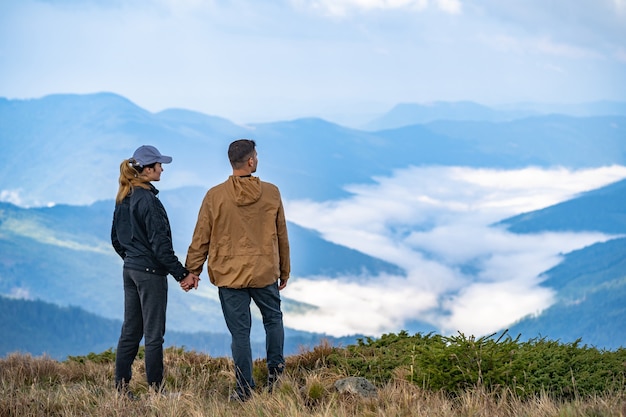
111, 184, 188, 281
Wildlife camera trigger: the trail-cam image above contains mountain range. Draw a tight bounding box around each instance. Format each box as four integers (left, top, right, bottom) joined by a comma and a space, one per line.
365, 100, 626, 131
2, 93, 626, 207
1, 92, 625, 359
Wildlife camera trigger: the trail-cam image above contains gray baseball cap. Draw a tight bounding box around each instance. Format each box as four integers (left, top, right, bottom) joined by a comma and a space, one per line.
132, 145, 173, 166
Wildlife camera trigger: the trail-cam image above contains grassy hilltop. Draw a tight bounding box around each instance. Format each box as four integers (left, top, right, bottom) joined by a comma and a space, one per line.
1, 331, 625, 417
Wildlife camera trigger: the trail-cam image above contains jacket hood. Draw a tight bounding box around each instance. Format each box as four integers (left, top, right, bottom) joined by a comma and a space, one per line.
227, 175, 262, 206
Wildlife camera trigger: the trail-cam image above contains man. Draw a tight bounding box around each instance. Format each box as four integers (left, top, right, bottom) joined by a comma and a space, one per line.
186, 139, 290, 401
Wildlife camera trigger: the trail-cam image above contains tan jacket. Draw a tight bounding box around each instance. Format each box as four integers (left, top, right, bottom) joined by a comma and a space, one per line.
185, 175, 290, 289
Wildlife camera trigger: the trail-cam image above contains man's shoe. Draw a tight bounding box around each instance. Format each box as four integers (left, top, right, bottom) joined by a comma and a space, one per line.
158, 390, 182, 399
267, 373, 280, 393
126, 391, 139, 401
229, 390, 251, 402
267, 365, 284, 393
117, 389, 139, 401
150, 386, 181, 399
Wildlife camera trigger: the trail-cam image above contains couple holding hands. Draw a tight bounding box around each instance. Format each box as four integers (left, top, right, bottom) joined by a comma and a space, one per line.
111, 139, 290, 402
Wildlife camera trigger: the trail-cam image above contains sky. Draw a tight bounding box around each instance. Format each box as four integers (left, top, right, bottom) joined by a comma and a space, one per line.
0, 0, 625, 125
281, 165, 626, 337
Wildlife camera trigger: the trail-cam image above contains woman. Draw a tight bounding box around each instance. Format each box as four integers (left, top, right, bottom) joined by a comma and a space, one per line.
111, 145, 199, 396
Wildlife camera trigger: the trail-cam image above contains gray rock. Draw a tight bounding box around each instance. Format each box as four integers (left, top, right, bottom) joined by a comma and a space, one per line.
334, 376, 378, 398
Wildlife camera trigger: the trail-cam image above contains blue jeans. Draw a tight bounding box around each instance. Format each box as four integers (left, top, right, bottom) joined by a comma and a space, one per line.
219, 282, 285, 396
115, 268, 168, 389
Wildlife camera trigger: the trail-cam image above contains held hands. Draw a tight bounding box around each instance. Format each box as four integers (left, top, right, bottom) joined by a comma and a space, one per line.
278, 277, 289, 290
180, 273, 200, 292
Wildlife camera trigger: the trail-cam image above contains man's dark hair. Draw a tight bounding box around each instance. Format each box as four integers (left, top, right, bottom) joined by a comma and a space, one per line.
228, 139, 256, 168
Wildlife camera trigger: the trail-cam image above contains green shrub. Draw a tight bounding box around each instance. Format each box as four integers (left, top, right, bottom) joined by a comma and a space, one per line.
327, 330, 626, 399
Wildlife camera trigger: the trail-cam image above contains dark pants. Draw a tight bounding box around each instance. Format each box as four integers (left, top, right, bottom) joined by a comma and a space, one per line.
115, 268, 168, 389
219, 282, 285, 396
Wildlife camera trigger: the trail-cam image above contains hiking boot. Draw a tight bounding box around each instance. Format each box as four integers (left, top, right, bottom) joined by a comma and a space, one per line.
267, 364, 285, 393
229, 390, 251, 403
117, 387, 139, 401
116, 381, 139, 401
156, 390, 182, 399
267, 373, 280, 393
150, 385, 181, 399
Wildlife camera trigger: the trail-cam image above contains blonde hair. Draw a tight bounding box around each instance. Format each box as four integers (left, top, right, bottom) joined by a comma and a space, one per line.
115, 159, 152, 203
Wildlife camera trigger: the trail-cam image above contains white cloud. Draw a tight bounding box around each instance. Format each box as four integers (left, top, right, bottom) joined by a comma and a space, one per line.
6, 287, 32, 300
439, 280, 554, 335
286, 274, 440, 336
154, 0, 215, 13
0, 189, 24, 206
436, 0, 461, 14
0, 189, 56, 208
282, 165, 626, 337
289, 0, 463, 17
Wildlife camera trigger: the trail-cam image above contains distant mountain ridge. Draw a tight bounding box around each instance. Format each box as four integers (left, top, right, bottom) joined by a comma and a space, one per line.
365, 101, 532, 130
500, 179, 626, 234
2, 93, 625, 206
365, 100, 626, 130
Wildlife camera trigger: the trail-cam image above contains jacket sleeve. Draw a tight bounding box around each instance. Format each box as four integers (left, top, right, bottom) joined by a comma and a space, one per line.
111, 210, 126, 259
185, 192, 212, 276
141, 195, 189, 281
276, 195, 290, 279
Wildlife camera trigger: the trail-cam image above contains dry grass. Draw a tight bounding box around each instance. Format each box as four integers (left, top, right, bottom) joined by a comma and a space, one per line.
1, 348, 625, 417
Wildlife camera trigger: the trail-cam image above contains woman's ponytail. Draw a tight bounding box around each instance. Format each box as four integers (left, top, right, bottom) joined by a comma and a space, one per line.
115, 159, 150, 203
